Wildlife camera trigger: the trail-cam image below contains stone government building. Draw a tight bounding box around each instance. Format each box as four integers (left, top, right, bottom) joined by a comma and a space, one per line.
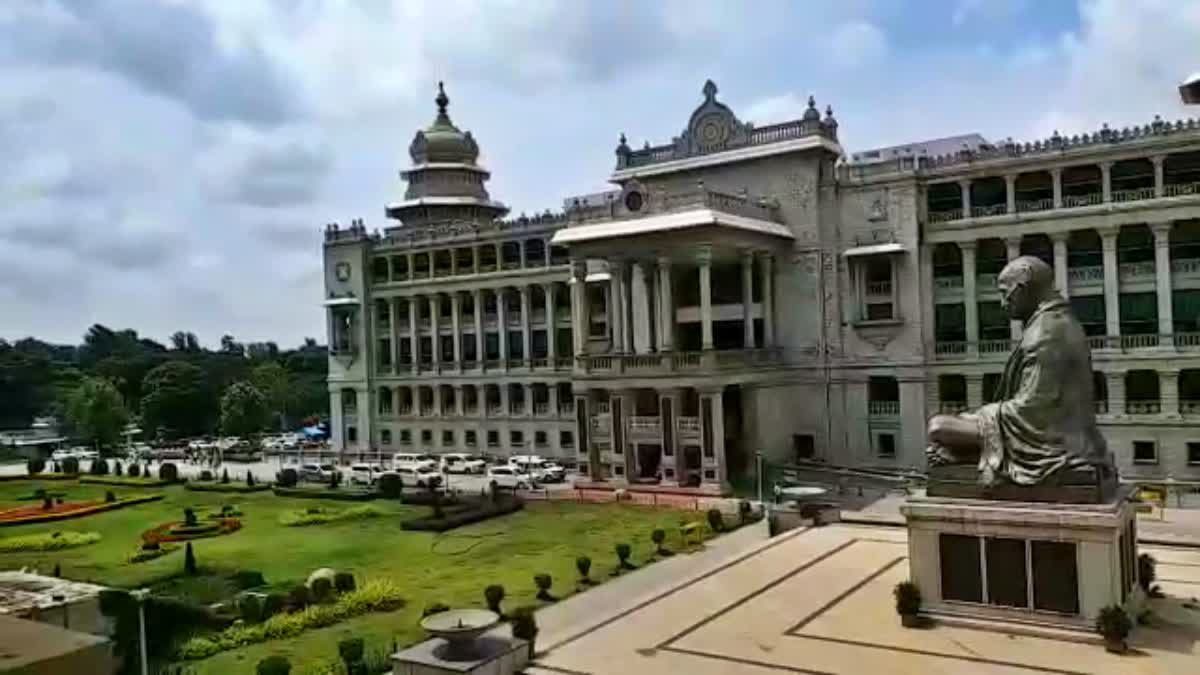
323, 80, 1200, 492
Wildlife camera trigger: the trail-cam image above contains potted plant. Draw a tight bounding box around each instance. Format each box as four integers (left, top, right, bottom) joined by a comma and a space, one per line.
651, 528, 671, 557
893, 581, 922, 628
1095, 604, 1132, 653
510, 606, 538, 661
534, 573, 554, 601
576, 556, 592, 586
484, 584, 505, 616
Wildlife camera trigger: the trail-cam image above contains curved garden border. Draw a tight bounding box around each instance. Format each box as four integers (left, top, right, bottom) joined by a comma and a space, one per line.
0, 494, 164, 527
142, 518, 242, 544
185, 483, 271, 494
80, 476, 174, 487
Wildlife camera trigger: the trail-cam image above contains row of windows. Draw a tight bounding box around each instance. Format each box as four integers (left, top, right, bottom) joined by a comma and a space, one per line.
1132, 440, 1200, 465
371, 239, 570, 283
368, 428, 574, 448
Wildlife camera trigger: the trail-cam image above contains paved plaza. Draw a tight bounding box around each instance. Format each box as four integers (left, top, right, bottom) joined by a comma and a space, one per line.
526, 524, 1200, 675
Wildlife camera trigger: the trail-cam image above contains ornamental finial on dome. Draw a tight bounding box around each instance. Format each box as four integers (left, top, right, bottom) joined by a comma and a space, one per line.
436, 81, 449, 116
702, 79, 718, 101
803, 95, 820, 122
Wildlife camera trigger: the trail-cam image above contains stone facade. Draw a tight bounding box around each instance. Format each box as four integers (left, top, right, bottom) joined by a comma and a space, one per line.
324, 80, 1200, 490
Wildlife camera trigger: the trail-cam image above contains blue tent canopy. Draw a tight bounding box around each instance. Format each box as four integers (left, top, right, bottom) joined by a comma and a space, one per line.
302, 426, 326, 439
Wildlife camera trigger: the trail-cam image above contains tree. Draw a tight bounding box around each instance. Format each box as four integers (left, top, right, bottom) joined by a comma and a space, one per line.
0, 343, 54, 428
219, 381, 268, 440
66, 377, 129, 452
250, 362, 290, 430
141, 361, 214, 439
220, 334, 244, 357
184, 542, 197, 575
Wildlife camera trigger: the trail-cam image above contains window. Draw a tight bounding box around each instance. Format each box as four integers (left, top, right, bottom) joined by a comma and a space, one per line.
465, 430, 477, 447
614, 465, 625, 476
793, 434, 815, 461
1189, 442, 1200, 465
399, 429, 411, 444
876, 433, 896, 458
510, 430, 524, 446
487, 430, 500, 447
560, 431, 574, 448
442, 430, 454, 446
421, 429, 433, 444
859, 256, 895, 321
535, 431, 548, 446
381, 429, 392, 445
347, 427, 357, 443
1133, 441, 1157, 464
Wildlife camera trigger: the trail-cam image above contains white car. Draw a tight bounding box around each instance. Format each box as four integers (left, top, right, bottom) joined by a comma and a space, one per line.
349, 464, 386, 485
394, 465, 443, 488
392, 453, 438, 471
509, 456, 564, 483
51, 449, 76, 461
299, 463, 337, 482
487, 466, 536, 490
441, 453, 486, 474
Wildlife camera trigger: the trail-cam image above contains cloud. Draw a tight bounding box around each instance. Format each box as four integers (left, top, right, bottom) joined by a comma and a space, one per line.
826, 21, 888, 68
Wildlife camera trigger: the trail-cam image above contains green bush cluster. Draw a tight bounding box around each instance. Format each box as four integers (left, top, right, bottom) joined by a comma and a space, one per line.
279, 505, 383, 527
0, 531, 101, 552
176, 579, 406, 660
26, 458, 45, 475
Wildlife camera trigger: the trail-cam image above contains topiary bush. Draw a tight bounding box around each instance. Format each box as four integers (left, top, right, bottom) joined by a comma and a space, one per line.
651, 528, 670, 556
114, 461, 124, 476
262, 592, 286, 619
311, 577, 334, 604
1138, 553, 1158, 594
90, 458, 110, 476
1096, 604, 1132, 653
184, 507, 198, 527
256, 655, 291, 675
238, 593, 264, 623
576, 556, 592, 584
534, 573, 554, 601
333, 571, 356, 593
160, 462, 179, 482
894, 581, 921, 627
286, 584, 310, 612
221, 469, 231, 484
706, 508, 724, 533
247, 471, 256, 487
27, 457, 45, 475
377, 472, 402, 498
200, 470, 214, 481
42, 496, 53, 511
128, 463, 141, 478
276, 468, 298, 488
61, 457, 80, 474
338, 637, 365, 673
510, 606, 538, 660
329, 471, 342, 489
615, 542, 635, 571
184, 542, 197, 576
105, 490, 117, 503
484, 584, 505, 615
232, 570, 266, 590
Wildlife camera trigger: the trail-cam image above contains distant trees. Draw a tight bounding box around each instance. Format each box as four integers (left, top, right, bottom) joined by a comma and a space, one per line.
220, 382, 268, 440
66, 377, 129, 452
141, 361, 215, 440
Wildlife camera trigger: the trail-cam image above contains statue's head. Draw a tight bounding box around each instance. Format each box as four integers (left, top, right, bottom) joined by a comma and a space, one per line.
997, 256, 1055, 321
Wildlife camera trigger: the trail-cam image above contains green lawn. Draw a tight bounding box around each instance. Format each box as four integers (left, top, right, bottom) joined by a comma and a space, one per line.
0, 480, 710, 674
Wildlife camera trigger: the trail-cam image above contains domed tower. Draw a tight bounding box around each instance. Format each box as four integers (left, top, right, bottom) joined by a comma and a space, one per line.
386, 82, 509, 227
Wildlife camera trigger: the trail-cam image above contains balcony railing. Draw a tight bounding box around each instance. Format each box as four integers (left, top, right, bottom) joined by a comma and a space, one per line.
979, 339, 1014, 354
397, 406, 413, 417
575, 349, 784, 374
977, 273, 998, 291
1068, 265, 1104, 283
629, 416, 662, 433
1062, 193, 1102, 208
868, 400, 900, 416
1165, 181, 1200, 197
938, 334, 1184, 358
1181, 400, 1200, 415
1119, 260, 1156, 281
1126, 400, 1161, 415
1016, 198, 1054, 213
934, 276, 963, 291
939, 401, 967, 414
1120, 334, 1159, 349
928, 208, 963, 223
486, 404, 503, 416
970, 203, 1007, 218
934, 341, 968, 356
559, 402, 575, 416
591, 414, 611, 435
534, 402, 551, 416
865, 281, 892, 296
1094, 400, 1109, 414
1111, 186, 1155, 203
677, 417, 701, 433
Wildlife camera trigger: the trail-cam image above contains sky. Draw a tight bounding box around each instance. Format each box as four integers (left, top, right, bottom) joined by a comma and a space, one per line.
1, 0, 1198, 348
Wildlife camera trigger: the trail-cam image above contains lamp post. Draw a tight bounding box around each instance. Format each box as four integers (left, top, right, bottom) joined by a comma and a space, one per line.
129, 588, 150, 675
756, 451, 764, 505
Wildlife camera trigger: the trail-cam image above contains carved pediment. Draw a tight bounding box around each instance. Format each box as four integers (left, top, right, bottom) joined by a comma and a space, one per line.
677, 80, 754, 157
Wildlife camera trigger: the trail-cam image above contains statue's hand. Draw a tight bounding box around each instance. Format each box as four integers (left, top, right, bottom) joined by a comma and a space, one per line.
926, 443, 957, 466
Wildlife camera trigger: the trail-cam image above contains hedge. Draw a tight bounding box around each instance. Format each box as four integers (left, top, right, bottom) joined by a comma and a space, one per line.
399, 491, 461, 507
0, 531, 101, 552
80, 476, 173, 488
401, 497, 524, 532
186, 482, 272, 494
278, 505, 384, 527
0, 473, 77, 483
271, 487, 378, 501
0, 494, 164, 527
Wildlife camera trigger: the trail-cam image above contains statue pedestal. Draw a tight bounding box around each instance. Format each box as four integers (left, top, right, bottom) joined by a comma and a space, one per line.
900, 485, 1142, 635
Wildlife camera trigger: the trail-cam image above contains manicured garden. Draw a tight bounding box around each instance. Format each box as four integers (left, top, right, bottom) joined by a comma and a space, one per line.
0, 477, 743, 674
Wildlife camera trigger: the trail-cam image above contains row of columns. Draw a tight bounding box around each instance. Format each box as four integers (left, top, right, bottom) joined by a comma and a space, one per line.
377, 383, 571, 418
569, 249, 776, 356
386, 238, 560, 281
952, 155, 1168, 216
934, 222, 1175, 352
382, 283, 566, 372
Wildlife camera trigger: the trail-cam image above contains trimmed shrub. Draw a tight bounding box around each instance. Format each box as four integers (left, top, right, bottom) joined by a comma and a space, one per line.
0, 531, 101, 552
247, 472, 256, 487
333, 571, 356, 593
311, 577, 335, 604
279, 505, 382, 527
90, 458, 110, 475
401, 496, 523, 532
338, 637, 365, 671
422, 602, 450, 617
26, 458, 45, 475
615, 543, 634, 570
128, 463, 141, 478
484, 584, 505, 615
53, 562, 61, 577
221, 469, 231, 484
1096, 604, 1132, 651
184, 542, 197, 575
200, 470, 214, 481
41, 496, 53, 511
114, 461, 123, 476
706, 508, 724, 533
61, 457, 80, 474
576, 556, 592, 583
238, 593, 264, 623
52, 461, 61, 473
377, 472, 402, 498
232, 570, 266, 590
534, 573, 554, 601
276, 468, 299, 488
1138, 553, 1157, 593
287, 584, 310, 611
256, 655, 291, 675
894, 581, 921, 616
184, 507, 199, 527
329, 471, 342, 489
510, 606, 538, 659
105, 490, 117, 503
160, 462, 179, 482
651, 528, 669, 555
262, 592, 286, 619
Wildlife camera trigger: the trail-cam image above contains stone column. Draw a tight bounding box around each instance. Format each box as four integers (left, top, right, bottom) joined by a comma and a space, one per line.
408, 295, 420, 375
1153, 155, 1166, 198
449, 248, 457, 277
631, 262, 653, 353
548, 384, 559, 419
1050, 167, 1063, 208
575, 394, 596, 479
657, 257, 675, 351
450, 292, 462, 368
500, 383, 511, 418
1004, 174, 1017, 214
494, 242, 503, 269
429, 295, 440, 369
407, 252, 415, 279
961, 242, 979, 350
1006, 237, 1022, 341
760, 253, 775, 348
472, 289, 484, 367
965, 374, 984, 409
1160, 368, 1180, 417
524, 384, 535, 417
518, 239, 527, 268
1051, 232, 1069, 296
452, 385, 463, 417
609, 265, 625, 353
618, 263, 634, 353
1101, 161, 1113, 203
613, 390, 636, 479
1106, 371, 1126, 416
354, 387, 371, 450
544, 282, 558, 362
741, 251, 755, 349
699, 248, 714, 350
701, 389, 727, 488
1101, 229, 1121, 339
329, 390, 344, 452
919, 244, 935, 356
544, 239, 552, 267
519, 285, 532, 366
1152, 222, 1174, 342
472, 245, 481, 274
497, 288, 509, 367
389, 297, 399, 373
959, 179, 972, 217
570, 261, 588, 356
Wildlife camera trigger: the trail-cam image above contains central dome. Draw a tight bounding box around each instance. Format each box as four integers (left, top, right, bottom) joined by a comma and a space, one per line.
409, 82, 480, 165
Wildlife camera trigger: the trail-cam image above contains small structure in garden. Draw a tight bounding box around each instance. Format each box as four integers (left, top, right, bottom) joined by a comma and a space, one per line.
392, 608, 529, 675
0, 571, 109, 636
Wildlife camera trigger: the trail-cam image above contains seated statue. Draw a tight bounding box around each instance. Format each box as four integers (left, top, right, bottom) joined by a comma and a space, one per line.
926, 256, 1116, 489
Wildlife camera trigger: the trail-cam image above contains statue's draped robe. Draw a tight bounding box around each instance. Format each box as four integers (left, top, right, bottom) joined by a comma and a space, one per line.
975, 297, 1111, 486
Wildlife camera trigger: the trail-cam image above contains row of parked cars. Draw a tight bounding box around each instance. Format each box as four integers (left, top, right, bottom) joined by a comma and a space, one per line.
297, 453, 569, 490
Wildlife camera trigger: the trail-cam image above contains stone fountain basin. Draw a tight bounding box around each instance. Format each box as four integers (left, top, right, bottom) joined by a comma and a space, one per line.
420, 609, 501, 644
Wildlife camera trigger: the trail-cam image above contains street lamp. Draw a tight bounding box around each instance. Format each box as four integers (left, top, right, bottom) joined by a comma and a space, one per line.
129, 588, 150, 675
1180, 72, 1200, 104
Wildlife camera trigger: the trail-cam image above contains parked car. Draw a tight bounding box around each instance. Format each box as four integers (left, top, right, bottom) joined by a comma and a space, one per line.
441, 453, 486, 474
391, 453, 438, 471
394, 465, 443, 488
349, 464, 386, 485
509, 456, 564, 483
487, 466, 537, 490
299, 463, 337, 482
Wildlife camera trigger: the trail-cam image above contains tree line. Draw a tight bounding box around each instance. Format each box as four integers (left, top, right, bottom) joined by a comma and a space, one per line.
0, 324, 329, 450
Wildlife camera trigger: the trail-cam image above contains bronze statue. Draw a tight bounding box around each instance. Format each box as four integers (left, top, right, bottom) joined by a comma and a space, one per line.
926, 256, 1115, 491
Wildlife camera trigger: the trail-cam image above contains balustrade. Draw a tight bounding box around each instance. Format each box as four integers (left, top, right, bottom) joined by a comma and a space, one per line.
868, 400, 900, 416
1062, 193, 1102, 208
1118, 261, 1156, 281
677, 416, 701, 433
934, 276, 963, 291
1181, 400, 1200, 415
976, 273, 999, 291
1068, 266, 1104, 283
629, 416, 662, 433
1120, 334, 1159, 349
979, 339, 1013, 354
534, 402, 551, 416
970, 203, 1007, 218
1016, 198, 1054, 213
865, 281, 892, 296
1165, 181, 1200, 197
1126, 400, 1161, 415
928, 209, 963, 223
1111, 187, 1155, 203
591, 414, 611, 435
934, 342, 968, 356
1094, 400, 1109, 414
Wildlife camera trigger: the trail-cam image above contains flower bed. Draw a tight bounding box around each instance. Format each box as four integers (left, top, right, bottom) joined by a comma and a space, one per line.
129, 543, 178, 563
185, 482, 272, 494
0, 531, 101, 552
0, 494, 164, 526
80, 476, 173, 487
142, 518, 242, 544
279, 505, 384, 527
271, 486, 378, 501
175, 579, 406, 660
